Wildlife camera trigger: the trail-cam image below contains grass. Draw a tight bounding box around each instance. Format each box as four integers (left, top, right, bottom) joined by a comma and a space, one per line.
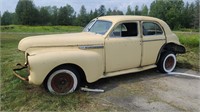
175, 32, 199, 47
0, 27, 199, 111
175, 32, 199, 71
1, 25, 83, 33
0, 33, 95, 111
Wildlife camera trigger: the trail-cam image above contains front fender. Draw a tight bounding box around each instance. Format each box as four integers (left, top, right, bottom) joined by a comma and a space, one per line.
28, 50, 104, 85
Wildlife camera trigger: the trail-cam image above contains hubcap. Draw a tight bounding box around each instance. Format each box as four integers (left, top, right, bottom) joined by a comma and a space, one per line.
165, 56, 175, 70
51, 73, 74, 93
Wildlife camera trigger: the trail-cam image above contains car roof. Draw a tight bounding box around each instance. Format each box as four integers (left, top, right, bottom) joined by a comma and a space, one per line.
97, 15, 172, 35
98, 15, 161, 23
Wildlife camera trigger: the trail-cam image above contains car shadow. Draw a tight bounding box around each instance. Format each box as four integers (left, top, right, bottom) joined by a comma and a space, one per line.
83, 68, 167, 93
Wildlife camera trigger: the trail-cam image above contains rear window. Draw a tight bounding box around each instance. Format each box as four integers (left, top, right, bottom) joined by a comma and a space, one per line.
143, 22, 163, 36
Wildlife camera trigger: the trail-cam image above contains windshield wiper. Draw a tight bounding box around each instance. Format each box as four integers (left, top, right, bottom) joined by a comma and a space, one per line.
88, 19, 98, 32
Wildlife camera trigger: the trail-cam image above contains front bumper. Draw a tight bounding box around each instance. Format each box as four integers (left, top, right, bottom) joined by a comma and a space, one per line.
13, 63, 29, 81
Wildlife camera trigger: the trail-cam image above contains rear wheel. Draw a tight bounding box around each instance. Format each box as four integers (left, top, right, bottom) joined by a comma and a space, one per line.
157, 52, 177, 73
45, 67, 80, 95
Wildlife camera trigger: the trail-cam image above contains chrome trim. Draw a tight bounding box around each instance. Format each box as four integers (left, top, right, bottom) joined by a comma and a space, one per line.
79, 45, 104, 49
142, 39, 165, 42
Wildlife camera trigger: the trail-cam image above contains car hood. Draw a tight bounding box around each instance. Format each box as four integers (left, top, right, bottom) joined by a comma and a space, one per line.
18, 32, 104, 51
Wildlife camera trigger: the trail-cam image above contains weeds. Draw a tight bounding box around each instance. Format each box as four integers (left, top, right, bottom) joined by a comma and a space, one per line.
175, 32, 199, 71
175, 32, 199, 47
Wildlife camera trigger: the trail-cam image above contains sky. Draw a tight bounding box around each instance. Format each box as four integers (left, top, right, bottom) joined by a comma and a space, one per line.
0, 0, 196, 14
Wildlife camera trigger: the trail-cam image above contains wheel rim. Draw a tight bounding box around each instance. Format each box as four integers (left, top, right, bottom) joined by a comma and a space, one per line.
163, 54, 176, 73
51, 73, 74, 93
47, 70, 78, 95
165, 56, 175, 70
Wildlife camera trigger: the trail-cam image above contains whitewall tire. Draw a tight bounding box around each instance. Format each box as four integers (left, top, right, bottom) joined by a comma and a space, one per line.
157, 52, 177, 73
45, 68, 80, 95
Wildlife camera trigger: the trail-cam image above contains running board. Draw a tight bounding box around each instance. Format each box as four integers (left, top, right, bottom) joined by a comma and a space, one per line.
102, 65, 157, 78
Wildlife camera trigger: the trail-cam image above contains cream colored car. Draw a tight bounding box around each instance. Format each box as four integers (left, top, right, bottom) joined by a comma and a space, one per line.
14, 16, 185, 95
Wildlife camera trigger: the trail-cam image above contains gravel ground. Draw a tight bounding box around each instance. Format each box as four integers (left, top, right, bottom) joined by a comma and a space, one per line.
85, 68, 200, 112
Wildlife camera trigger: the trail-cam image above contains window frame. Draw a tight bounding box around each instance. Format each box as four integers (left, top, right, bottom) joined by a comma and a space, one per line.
142, 21, 164, 36
109, 21, 139, 38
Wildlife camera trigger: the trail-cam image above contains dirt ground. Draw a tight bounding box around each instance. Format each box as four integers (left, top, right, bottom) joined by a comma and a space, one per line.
84, 68, 200, 112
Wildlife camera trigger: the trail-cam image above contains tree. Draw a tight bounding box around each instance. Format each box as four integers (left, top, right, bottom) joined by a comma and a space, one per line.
149, 0, 185, 29
141, 5, 148, 16
1, 11, 14, 25
126, 5, 133, 15
15, 0, 39, 25
112, 9, 124, 15
107, 8, 112, 15
86, 9, 99, 21
39, 7, 51, 25
106, 8, 123, 15
58, 4, 75, 25
98, 5, 106, 16
134, 5, 141, 15
193, 0, 199, 29
76, 5, 88, 26
181, 2, 192, 28
51, 6, 58, 25
149, 0, 166, 19
87, 10, 94, 21
165, 0, 184, 29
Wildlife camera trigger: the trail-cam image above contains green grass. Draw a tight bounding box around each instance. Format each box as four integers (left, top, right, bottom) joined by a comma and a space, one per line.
1, 25, 83, 33
0, 33, 91, 111
0, 28, 199, 111
175, 32, 199, 71
175, 32, 199, 47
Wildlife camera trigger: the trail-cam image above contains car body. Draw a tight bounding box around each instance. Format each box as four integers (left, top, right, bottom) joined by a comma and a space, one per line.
14, 16, 185, 95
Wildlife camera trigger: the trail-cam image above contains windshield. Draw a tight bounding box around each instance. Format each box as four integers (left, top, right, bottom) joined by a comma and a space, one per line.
83, 20, 112, 35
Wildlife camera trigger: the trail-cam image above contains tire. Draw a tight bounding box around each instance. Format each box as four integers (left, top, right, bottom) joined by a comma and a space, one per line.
44, 67, 80, 95
157, 52, 177, 73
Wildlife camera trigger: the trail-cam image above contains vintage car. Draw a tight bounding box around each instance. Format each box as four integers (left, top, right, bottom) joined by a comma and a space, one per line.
14, 16, 185, 95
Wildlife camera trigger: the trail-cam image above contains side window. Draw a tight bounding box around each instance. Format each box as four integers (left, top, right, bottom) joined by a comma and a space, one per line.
143, 22, 163, 36
110, 23, 138, 37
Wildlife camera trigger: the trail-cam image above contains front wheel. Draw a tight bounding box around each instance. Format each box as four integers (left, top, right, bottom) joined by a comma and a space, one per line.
157, 52, 177, 73
44, 67, 80, 95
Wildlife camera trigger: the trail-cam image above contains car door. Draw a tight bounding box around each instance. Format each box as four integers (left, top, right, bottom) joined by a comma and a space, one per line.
105, 21, 142, 73
141, 21, 166, 66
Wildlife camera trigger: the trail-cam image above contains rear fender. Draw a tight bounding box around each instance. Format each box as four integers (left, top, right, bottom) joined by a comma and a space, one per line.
156, 43, 186, 63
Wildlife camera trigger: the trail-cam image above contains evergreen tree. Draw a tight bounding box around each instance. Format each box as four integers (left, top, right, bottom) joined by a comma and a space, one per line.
107, 8, 113, 15
77, 5, 88, 26
141, 5, 148, 16
98, 5, 106, 16
113, 9, 124, 15
126, 5, 133, 15
134, 5, 141, 15
94, 9, 99, 17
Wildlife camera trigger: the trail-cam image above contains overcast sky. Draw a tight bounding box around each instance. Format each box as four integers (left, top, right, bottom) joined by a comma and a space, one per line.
0, 0, 196, 14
